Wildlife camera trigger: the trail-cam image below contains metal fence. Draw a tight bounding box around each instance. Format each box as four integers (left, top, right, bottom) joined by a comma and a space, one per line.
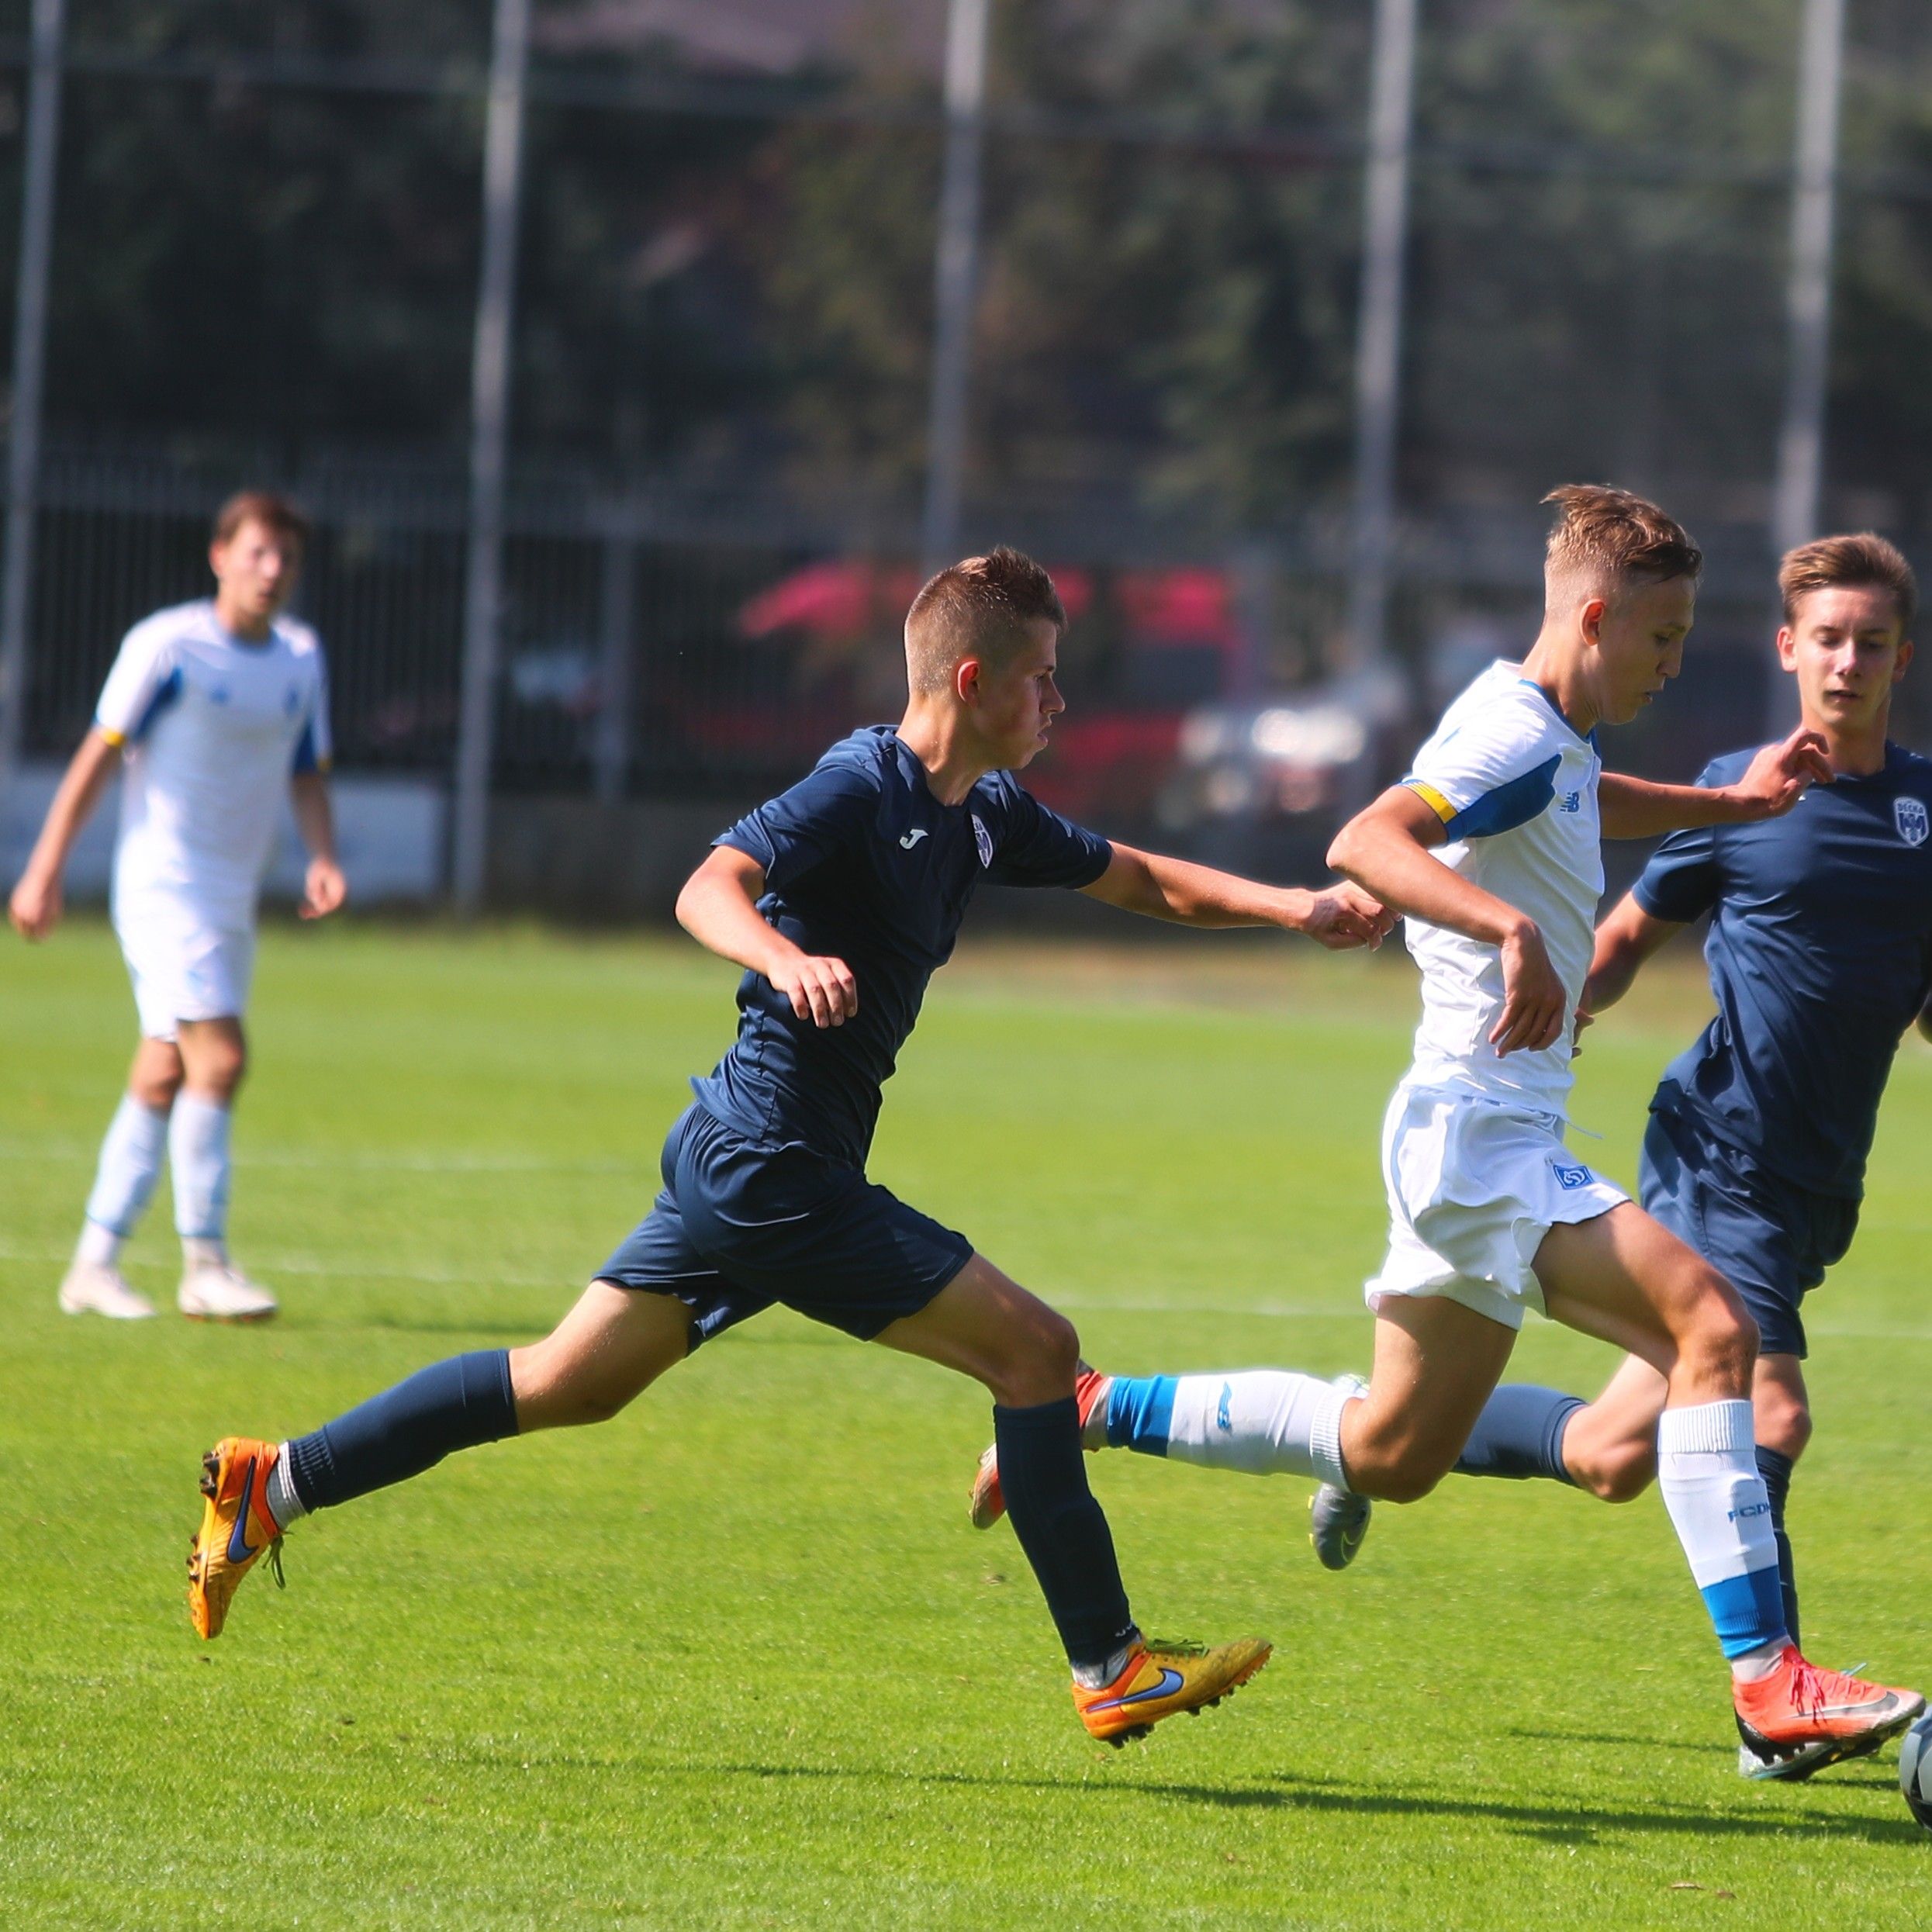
4, 2, 1932, 897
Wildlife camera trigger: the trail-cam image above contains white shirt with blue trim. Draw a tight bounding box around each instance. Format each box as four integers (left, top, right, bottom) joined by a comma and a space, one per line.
95, 600, 331, 932
1397, 660, 1602, 1116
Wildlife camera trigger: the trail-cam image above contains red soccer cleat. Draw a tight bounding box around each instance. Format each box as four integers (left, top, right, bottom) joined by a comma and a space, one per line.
1733, 1647, 1925, 1780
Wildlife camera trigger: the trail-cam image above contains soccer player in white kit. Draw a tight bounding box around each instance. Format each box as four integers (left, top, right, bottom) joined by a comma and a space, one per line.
970, 488, 1923, 1769
9, 492, 345, 1322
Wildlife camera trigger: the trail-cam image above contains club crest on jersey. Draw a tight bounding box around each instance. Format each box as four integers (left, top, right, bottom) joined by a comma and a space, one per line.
971, 813, 993, 867
1550, 1161, 1592, 1191
1895, 796, 1928, 847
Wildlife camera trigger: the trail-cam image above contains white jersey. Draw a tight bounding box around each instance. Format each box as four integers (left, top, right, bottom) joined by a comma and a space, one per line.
96, 600, 331, 932
1397, 661, 1602, 1118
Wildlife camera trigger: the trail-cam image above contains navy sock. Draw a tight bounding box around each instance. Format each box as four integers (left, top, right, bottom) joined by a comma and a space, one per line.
993, 1396, 1137, 1671
285, 1350, 518, 1512
1453, 1384, 1585, 1484
1754, 1444, 1800, 1652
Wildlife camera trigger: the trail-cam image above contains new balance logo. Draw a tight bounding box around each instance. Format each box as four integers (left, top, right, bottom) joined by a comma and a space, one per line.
1557, 790, 1581, 814
898, 829, 928, 849
1216, 1382, 1232, 1432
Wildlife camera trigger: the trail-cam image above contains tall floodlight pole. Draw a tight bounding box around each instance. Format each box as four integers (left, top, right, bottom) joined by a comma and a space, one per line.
451, 0, 531, 914
1771, 0, 1847, 562
1344, 0, 1419, 672
0, 0, 67, 800
921, 0, 990, 575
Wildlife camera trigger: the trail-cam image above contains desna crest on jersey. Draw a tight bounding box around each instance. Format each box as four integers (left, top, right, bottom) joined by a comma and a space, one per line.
1894, 795, 1927, 847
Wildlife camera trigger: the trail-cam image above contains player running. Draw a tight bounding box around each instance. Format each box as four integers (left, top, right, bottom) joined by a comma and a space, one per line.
185, 547, 1394, 1744
969, 489, 1923, 1772
1312, 531, 1931, 1780
9, 492, 344, 1323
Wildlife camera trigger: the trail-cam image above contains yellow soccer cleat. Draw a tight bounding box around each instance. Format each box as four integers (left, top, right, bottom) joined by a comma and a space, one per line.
187, 1436, 286, 1640
1073, 1636, 1273, 1746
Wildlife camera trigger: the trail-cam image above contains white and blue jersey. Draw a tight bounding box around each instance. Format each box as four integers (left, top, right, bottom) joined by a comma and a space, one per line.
1399, 661, 1603, 1118
1635, 743, 1932, 1200
696, 725, 1114, 1168
95, 599, 331, 935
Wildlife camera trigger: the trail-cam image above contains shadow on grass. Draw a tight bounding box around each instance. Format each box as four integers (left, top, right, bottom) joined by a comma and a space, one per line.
633, 1757, 1927, 1850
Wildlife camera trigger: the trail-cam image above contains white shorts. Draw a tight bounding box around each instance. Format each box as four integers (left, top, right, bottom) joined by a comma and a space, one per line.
116, 913, 256, 1042
1364, 1083, 1629, 1332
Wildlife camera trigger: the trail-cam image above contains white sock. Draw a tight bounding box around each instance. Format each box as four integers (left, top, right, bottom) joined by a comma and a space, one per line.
170, 1094, 233, 1246
1160, 1371, 1353, 1491
81, 1094, 168, 1246
75, 1220, 125, 1268
1655, 1400, 1789, 1668
264, 1446, 307, 1528
182, 1236, 228, 1272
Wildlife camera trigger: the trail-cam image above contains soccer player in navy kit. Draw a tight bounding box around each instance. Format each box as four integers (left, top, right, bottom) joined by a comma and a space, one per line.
185, 548, 1393, 1744
1327, 532, 1932, 1778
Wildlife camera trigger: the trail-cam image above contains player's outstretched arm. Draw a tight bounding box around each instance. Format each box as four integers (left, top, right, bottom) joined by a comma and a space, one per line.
1578, 891, 1684, 1027
1080, 842, 1393, 949
1329, 786, 1566, 1054
289, 772, 347, 921
1598, 727, 1831, 838
675, 845, 858, 1028
7, 727, 123, 940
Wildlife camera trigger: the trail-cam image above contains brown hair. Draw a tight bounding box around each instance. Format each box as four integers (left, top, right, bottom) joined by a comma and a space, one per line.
1778, 531, 1916, 631
1542, 484, 1702, 607
213, 489, 310, 553
904, 546, 1066, 696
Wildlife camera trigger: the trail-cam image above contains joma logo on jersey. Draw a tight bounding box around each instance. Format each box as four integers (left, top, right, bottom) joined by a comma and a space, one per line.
1895, 797, 1928, 847
1550, 1162, 1592, 1190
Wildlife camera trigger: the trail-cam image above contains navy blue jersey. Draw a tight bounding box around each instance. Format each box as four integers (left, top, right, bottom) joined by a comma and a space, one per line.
693, 725, 1114, 1166
1633, 743, 1932, 1198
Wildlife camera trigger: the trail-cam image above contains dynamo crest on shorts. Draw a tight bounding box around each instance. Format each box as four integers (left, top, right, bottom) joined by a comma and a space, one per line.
1895, 796, 1928, 847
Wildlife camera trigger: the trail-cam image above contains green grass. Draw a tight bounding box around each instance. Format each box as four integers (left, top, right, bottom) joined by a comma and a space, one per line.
2, 917, 1930, 1929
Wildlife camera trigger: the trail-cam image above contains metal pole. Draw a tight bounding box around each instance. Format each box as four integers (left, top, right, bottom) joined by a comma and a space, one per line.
593, 515, 634, 804
451, 0, 531, 914
920, 0, 990, 576
1344, 0, 1418, 672
1771, 0, 1846, 562
0, 0, 66, 797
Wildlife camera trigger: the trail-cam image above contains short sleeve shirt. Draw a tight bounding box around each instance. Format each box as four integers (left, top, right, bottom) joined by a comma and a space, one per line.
1636, 744, 1932, 1197
100, 600, 330, 931
693, 726, 1113, 1166
1398, 661, 1604, 1115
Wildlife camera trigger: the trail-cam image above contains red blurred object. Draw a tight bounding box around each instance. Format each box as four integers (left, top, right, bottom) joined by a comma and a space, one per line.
738, 559, 1094, 641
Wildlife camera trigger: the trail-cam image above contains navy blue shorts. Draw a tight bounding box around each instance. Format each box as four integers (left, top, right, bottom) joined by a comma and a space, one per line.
593, 1104, 973, 1345
1637, 1105, 1858, 1360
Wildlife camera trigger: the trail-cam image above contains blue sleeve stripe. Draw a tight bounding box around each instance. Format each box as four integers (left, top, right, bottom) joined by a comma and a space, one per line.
120, 666, 183, 745
1442, 754, 1560, 840
291, 719, 319, 774
1104, 1374, 1176, 1455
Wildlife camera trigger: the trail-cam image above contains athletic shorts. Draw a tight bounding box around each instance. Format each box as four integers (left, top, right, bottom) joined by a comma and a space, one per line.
1638, 1104, 1857, 1360
115, 911, 256, 1042
1364, 1083, 1629, 1332
594, 1104, 974, 1346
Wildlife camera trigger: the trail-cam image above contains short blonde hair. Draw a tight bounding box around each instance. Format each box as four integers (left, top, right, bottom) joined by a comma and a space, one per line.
904, 546, 1066, 697
1542, 484, 1702, 610
1778, 531, 1916, 631
213, 489, 309, 554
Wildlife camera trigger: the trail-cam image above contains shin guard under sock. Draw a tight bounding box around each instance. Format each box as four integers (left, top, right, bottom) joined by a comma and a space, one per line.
994, 1396, 1136, 1671
285, 1350, 518, 1512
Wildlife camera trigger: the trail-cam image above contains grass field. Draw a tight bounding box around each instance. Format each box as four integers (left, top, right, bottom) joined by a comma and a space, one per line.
3, 917, 1930, 1930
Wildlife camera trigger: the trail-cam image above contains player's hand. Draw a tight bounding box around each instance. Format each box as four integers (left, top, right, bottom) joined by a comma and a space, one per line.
7, 866, 62, 940
299, 856, 347, 921
1571, 1007, 1595, 1058
1726, 727, 1832, 820
1491, 920, 1567, 1056
1292, 882, 1396, 951
772, 952, 858, 1028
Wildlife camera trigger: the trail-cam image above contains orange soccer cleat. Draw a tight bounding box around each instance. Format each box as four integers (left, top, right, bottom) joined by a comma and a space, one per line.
187, 1436, 287, 1640
1733, 1647, 1925, 1780
1073, 1636, 1274, 1746
969, 1367, 1111, 1530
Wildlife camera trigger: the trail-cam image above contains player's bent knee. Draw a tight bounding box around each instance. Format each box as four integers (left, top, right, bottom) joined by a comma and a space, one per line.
1576, 1441, 1656, 1505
